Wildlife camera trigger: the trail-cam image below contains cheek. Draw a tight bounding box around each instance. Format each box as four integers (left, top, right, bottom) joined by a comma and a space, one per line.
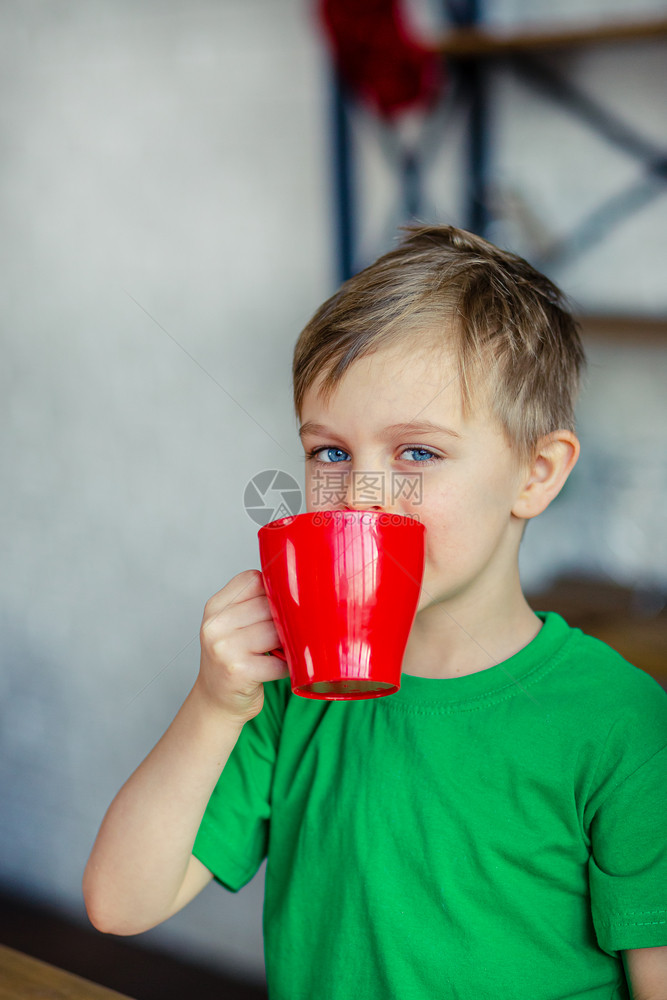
421, 520, 466, 575
417, 482, 510, 566
417, 486, 472, 537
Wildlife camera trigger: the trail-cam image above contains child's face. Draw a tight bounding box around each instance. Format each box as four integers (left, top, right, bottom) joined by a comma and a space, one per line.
298, 338, 529, 618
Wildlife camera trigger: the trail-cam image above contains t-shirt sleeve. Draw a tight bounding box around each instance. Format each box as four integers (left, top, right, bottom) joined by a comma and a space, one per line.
193, 678, 290, 892
588, 676, 667, 954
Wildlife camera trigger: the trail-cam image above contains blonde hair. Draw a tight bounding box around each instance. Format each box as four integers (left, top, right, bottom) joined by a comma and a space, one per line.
292, 225, 585, 463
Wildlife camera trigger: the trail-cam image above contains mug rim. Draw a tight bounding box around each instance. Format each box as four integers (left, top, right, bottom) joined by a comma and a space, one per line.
258, 509, 424, 533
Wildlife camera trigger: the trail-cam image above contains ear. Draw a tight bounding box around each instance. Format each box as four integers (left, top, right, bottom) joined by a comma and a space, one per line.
512, 430, 580, 520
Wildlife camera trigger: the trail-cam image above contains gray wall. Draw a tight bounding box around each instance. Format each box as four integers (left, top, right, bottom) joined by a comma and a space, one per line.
1, 0, 666, 985
1, 0, 328, 982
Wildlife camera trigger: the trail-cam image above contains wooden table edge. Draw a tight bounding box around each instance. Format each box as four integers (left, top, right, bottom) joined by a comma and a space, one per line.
0, 943, 136, 1000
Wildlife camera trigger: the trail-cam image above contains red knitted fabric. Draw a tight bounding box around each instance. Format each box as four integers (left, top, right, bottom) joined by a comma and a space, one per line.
318, 0, 446, 118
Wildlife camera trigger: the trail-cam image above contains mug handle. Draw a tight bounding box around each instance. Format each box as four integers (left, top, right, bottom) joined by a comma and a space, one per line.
266, 647, 287, 661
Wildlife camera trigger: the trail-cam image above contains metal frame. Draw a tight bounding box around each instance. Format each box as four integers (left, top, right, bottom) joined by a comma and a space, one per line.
328, 7, 667, 282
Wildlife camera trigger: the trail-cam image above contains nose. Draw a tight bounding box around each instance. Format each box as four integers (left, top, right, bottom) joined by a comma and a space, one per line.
309, 454, 394, 513
341, 467, 388, 513
343, 500, 384, 512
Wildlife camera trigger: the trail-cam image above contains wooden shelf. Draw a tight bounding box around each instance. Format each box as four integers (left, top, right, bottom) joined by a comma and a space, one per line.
433, 16, 667, 58
577, 314, 667, 341
528, 575, 667, 683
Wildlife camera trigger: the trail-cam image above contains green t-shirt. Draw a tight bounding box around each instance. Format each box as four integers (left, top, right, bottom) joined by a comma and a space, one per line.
193, 612, 667, 999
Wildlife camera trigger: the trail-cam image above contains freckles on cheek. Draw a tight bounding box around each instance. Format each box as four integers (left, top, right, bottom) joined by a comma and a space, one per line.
423, 525, 455, 568
421, 500, 481, 563
426, 533, 465, 572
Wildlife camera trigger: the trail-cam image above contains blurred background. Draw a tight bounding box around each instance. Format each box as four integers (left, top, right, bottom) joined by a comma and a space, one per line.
1, 0, 665, 996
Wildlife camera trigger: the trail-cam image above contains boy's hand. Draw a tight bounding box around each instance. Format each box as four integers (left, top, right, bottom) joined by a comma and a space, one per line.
197, 569, 289, 725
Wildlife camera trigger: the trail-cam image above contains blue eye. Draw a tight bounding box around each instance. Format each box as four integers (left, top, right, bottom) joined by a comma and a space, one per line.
402, 447, 437, 463
313, 447, 350, 463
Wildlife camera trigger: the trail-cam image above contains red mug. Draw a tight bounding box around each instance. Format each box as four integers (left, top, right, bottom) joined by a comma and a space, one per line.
258, 509, 425, 700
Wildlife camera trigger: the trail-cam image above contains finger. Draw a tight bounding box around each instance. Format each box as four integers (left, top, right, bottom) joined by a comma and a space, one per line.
203, 570, 265, 617
201, 595, 275, 643
225, 594, 275, 630
202, 616, 282, 670
245, 651, 290, 685
241, 618, 283, 657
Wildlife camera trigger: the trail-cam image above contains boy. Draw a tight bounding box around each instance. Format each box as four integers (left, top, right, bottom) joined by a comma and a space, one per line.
84, 226, 667, 999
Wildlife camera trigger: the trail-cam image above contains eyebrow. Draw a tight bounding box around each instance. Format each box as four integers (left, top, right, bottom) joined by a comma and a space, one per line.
298, 420, 462, 440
